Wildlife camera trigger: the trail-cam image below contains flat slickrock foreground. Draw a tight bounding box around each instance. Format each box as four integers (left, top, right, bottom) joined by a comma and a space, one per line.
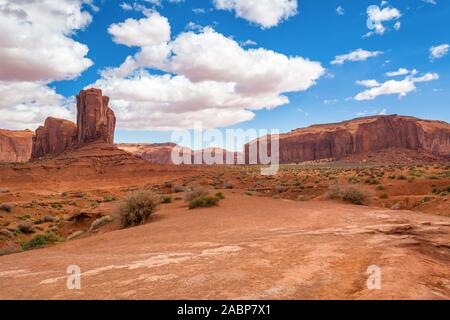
0, 192, 449, 300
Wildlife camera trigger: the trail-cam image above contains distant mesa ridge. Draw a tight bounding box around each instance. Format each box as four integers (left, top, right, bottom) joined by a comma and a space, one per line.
31, 88, 116, 159
0, 109, 449, 164
244, 114, 450, 164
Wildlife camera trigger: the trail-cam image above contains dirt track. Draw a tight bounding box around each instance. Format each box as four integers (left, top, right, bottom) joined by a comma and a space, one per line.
1, 192, 449, 300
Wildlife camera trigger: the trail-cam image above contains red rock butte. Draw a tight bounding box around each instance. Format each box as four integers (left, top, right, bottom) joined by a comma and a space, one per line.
245, 115, 450, 164
31, 88, 116, 159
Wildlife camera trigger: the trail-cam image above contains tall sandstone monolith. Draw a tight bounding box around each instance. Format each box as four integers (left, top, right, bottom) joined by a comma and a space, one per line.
31, 88, 116, 159
77, 88, 116, 144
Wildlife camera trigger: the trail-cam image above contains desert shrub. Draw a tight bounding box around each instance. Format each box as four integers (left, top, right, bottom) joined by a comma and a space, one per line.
184, 184, 209, 202
103, 195, 117, 202
376, 185, 386, 191
89, 215, 114, 232
215, 192, 225, 200
379, 193, 389, 199
21, 230, 62, 251
420, 196, 433, 204
0, 203, 12, 212
164, 181, 173, 188
17, 223, 35, 234
189, 195, 220, 209
161, 195, 172, 204
397, 175, 407, 180
274, 185, 288, 193
172, 184, 184, 193
348, 176, 360, 184
327, 185, 369, 205
120, 189, 160, 228
223, 182, 234, 189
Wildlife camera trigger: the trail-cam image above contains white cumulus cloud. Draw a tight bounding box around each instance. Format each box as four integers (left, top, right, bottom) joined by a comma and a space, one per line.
95, 16, 324, 130
0, 0, 94, 129
212, 0, 298, 28
331, 49, 383, 65
355, 72, 439, 101
429, 44, 449, 60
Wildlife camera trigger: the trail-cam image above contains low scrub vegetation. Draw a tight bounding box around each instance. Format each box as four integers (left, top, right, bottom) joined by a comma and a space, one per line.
0, 203, 12, 212
21, 231, 63, 251
120, 189, 160, 228
185, 185, 223, 209
327, 185, 370, 205
184, 184, 209, 202
189, 195, 221, 209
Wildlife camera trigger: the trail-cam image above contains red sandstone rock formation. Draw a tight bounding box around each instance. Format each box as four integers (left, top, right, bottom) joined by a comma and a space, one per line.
30, 88, 116, 159
77, 88, 116, 144
0, 129, 34, 162
31, 117, 77, 159
116, 144, 243, 165
245, 115, 450, 164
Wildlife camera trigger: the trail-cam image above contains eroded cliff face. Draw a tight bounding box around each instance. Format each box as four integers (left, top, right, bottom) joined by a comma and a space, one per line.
77, 88, 116, 145
0, 129, 34, 162
31, 118, 77, 159
30, 88, 116, 159
245, 115, 450, 164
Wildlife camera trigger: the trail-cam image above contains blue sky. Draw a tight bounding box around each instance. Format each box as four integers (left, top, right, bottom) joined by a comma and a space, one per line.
1, 0, 449, 148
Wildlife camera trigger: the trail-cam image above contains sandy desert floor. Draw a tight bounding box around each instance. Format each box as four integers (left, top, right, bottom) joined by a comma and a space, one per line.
0, 146, 449, 300
0, 190, 449, 300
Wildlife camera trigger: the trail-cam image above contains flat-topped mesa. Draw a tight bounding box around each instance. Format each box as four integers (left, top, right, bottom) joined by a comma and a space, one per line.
77, 88, 116, 144
31, 117, 77, 159
245, 115, 450, 164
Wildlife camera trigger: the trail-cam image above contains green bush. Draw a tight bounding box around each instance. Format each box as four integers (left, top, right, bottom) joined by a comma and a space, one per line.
189, 195, 220, 209
120, 189, 160, 228
21, 231, 63, 251
161, 195, 172, 204
215, 192, 225, 200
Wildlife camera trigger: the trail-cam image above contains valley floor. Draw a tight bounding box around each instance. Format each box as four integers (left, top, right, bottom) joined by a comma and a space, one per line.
1, 191, 449, 300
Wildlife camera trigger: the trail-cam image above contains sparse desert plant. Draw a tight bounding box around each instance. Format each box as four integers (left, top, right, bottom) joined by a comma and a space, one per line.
172, 184, 184, 193
215, 192, 225, 200
103, 194, 117, 202
89, 215, 114, 232
0, 203, 12, 212
189, 195, 220, 209
223, 182, 234, 189
327, 185, 370, 205
20, 230, 63, 251
161, 195, 172, 204
184, 184, 209, 202
274, 185, 288, 193
17, 223, 35, 234
120, 189, 160, 228
379, 193, 389, 199
376, 184, 386, 191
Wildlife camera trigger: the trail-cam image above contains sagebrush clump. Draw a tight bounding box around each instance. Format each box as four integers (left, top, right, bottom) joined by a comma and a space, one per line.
184, 184, 209, 202
120, 189, 160, 228
327, 185, 370, 205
